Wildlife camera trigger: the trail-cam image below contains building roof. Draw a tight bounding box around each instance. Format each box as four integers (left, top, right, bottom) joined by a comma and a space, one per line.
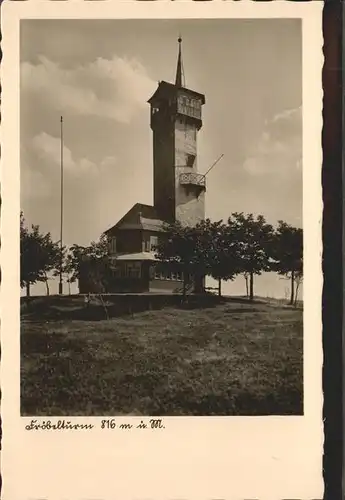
140, 217, 164, 231
104, 203, 165, 235
116, 252, 159, 261
148, 39, 205, 104
147, 81, 205, 105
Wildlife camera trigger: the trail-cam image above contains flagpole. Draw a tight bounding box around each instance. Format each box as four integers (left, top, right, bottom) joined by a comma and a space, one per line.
59, 116, 64, 295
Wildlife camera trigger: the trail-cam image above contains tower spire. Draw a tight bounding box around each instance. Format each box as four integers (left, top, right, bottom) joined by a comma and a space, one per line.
175, 36, 185, 88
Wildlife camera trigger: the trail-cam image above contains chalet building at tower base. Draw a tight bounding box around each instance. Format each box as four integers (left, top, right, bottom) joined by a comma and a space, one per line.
104, 203, 187, 294
81, 39, 207, 295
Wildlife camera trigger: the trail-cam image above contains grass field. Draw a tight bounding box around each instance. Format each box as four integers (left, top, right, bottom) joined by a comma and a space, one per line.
21, 298, 303, 416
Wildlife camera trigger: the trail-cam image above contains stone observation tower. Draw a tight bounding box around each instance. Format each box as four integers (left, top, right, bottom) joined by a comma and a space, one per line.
148, 37, 206, 226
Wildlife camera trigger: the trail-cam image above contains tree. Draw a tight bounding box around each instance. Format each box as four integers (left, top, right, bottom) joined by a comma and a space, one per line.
243, 272, 249, 298
154, 221, 206, 300
20, 212, 34, 296
155, 218, 248, 299
200, 219, 242, 296
189, 219, 222, 295
40, 235, 62, 295
60, 248, 76, 295
270, 221, 303, 305
154, 219, 243, 299
20, 212, 61, 296
67, 234, 110, 293
229, 213, 274, 301
294, 271, 303, 306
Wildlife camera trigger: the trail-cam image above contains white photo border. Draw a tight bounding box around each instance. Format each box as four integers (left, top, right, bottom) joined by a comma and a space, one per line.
1, 2, 323, 499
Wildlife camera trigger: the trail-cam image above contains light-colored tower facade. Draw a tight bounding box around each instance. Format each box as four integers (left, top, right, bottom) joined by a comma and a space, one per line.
148, 38, 206, 226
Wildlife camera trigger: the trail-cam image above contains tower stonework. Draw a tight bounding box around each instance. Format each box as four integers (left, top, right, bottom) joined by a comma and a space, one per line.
148, 38, 206, 226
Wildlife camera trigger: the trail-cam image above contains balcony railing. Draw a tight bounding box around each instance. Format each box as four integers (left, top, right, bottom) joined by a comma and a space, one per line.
179, 172, 206, 189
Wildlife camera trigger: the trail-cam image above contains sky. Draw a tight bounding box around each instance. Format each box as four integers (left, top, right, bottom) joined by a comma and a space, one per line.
20, 19, 302, 297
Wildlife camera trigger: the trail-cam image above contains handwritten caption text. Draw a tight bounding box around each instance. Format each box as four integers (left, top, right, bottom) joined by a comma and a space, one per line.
25, 418, 165, 431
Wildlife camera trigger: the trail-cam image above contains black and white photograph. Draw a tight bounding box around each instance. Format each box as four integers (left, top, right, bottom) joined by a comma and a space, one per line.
19, 17, 304, 417
1, 2, 324, 499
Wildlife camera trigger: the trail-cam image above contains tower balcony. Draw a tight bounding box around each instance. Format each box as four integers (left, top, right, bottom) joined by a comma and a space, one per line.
179, 172, 206, 194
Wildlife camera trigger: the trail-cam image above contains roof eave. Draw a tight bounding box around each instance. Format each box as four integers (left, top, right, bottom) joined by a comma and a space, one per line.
148, 81, 205, 105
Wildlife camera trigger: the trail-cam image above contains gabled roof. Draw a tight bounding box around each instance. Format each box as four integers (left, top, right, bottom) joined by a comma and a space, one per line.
104, 203, 164, 234
148, 81, 205, 105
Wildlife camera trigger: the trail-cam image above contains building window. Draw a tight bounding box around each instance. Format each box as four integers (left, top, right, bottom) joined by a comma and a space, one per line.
114, 262, 141, 279
150, 236, 158, 251
109, 236, 117, 254
144, 236, 158, 252
153, 266, 183, 281
126, 262, 141, 279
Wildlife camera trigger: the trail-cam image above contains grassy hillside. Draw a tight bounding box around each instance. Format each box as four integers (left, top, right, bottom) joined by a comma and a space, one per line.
21, 299, 303, 416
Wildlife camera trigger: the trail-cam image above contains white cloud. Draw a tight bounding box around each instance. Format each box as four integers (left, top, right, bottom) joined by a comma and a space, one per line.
243, 106, 302, 176
30, 131, 116, 177
271, 106, 301, 123
269, 106, 302, 141
21, 131, 117, 204
21, 55, 156, 123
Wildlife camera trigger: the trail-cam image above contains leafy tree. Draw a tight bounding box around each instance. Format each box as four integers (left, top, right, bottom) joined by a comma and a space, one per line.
154, 219, 243, 298
154, 221, 206, 300
199, 219, 242, 296
229, 213, 274, 301
66, 234, 110, 293
59, 248, 76, 295
187, 219, 221, 294
270, 221, 303, 305
20, 212, 33, 296
20, 212, 61, 296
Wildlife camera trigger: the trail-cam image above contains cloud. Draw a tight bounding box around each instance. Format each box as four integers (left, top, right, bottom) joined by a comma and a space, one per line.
269, 106, 302, 141
21, 55, 156, 123
243, 106, 302, 176
30, 132, 116, 176
21, 130, 123, 244
21, 131, 117, 206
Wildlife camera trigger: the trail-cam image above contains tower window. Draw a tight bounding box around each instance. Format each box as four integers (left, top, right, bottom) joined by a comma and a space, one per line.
186, 154, 196, 168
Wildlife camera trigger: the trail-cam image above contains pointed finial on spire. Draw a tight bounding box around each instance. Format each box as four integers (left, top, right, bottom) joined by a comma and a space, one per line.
175, 36, 184, 88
